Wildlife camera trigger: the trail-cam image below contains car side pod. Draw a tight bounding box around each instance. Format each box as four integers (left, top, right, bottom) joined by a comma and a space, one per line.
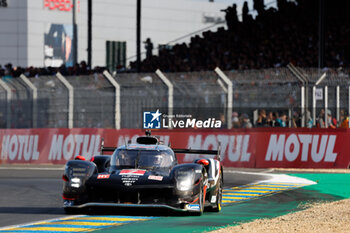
62, 160, 97, 202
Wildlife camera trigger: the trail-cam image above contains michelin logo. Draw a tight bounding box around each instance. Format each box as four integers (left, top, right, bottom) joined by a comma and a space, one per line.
143, 109, 162, 129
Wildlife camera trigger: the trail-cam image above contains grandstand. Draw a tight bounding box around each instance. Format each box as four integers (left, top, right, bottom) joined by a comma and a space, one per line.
136, 0, 349, 72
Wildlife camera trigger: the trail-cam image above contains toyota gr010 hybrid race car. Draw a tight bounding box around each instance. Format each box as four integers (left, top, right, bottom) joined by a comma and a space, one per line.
62, 132, 223, 215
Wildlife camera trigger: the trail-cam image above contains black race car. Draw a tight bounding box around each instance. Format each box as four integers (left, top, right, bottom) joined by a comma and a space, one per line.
62, 131, 223, 215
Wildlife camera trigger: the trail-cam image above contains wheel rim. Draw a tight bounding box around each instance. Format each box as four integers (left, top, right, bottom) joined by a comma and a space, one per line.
217, 178, 223, 210
199, 184, 204, 212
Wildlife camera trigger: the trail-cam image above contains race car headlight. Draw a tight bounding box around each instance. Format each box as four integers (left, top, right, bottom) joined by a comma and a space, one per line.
70, 177, 81, 188
176, 170, 195, 191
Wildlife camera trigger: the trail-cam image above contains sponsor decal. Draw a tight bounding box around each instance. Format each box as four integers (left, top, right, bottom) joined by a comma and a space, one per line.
183, 134, 251, 162
210, 196, 217, 203
70, 167, 87, 177
187, 204, 200, 210
148, 175, 163, 181
265, 134, 338, 163
1, 135, 40, 161
195, 169, 202, 173
121, 176, 140, 186
0, 129, 348, 169
44, 0, 80, 12
120, 169, 146, 176
97, 174, 110, 179
48, 134, 100, 161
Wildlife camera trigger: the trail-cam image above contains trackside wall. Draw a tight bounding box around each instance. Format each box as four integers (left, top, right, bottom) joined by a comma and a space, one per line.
0, 128, 350, 169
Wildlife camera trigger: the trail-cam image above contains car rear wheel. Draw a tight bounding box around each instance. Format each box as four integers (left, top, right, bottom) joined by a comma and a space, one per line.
212, 174, 223, 212
193, 178, 205, 216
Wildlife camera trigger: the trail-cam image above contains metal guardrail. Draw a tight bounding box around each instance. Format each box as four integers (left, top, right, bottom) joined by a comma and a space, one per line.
0, 67, 349, 129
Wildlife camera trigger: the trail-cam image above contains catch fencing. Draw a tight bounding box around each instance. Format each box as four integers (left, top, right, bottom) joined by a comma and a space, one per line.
0, 67, 349, 129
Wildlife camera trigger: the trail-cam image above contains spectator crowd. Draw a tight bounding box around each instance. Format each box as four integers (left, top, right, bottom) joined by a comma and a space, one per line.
1, 0, 349, 76
134, 0, 350, 72
229, 108, 350, 129
0, 61, 106, 78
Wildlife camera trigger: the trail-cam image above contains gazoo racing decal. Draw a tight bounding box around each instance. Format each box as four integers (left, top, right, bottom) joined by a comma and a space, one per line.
121, 176, 140, 186
120, 169, 146, 176
97, 174, 110, 179
148, 175, 163, 181
265, 134, 338, 162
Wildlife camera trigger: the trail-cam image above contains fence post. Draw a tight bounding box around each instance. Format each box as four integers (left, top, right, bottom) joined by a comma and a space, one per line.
301, 86, 305, 127
20, 74, 38, 128
325, 85, 328, 128
313, 73, 327, 127
155, 69, 173, 129
103, 70, 121, 129
0, 79, 12, 128
214, 67, 232, 129
336, 85, 340, 124
56, 72, 74, 129
312, 86, 316, 126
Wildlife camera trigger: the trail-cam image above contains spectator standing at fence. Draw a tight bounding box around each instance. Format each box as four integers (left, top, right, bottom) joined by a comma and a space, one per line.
276, 113, 287, 127
266, 111, 272, 126
340, 115, 349, 128
327, 110, 337, 129
339, 109, 346, 127
232, 112, 241, 128
256, 109, 267, 127
306, 111, 313, 128
273, 112, 280, 127
316, 109, 325, 128
241, 114, 252, 128
219, 113, 227, 129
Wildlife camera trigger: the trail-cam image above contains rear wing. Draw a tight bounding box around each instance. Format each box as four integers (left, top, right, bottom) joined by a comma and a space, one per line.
100, 137, 221, 160
173, 143, 221, 161
100, 138, 116, 154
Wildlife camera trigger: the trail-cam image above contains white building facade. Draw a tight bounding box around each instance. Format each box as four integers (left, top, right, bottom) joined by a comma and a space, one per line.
0, 0, 227, 68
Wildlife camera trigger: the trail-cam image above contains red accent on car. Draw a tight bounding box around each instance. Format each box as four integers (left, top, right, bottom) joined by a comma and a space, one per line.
75, 155, 86, 161
203, 185, 207, 203
62, 175, 69, 182
197, 159, 209, 166
90, 156, 95, 162
191, 197, 199, 203
62, 195, 76, 200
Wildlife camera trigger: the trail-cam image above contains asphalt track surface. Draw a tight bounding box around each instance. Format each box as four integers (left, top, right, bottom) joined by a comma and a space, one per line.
0, 166, 271, 228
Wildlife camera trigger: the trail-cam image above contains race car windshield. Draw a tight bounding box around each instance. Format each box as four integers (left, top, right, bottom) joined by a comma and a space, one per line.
111, 149, 174, 169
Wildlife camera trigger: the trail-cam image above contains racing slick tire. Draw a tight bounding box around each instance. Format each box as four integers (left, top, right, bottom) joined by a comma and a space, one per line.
211, 174, 223, 212
193, 178, 205, 216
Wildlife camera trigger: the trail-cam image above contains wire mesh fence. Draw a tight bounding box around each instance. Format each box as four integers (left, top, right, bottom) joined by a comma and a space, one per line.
0, 67, 349, 129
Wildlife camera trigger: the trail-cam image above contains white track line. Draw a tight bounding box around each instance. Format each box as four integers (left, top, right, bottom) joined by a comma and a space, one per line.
224, 170, 316, 185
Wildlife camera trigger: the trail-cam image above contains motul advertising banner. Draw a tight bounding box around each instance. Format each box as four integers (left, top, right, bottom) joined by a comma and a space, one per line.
0, 128, 349, 168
